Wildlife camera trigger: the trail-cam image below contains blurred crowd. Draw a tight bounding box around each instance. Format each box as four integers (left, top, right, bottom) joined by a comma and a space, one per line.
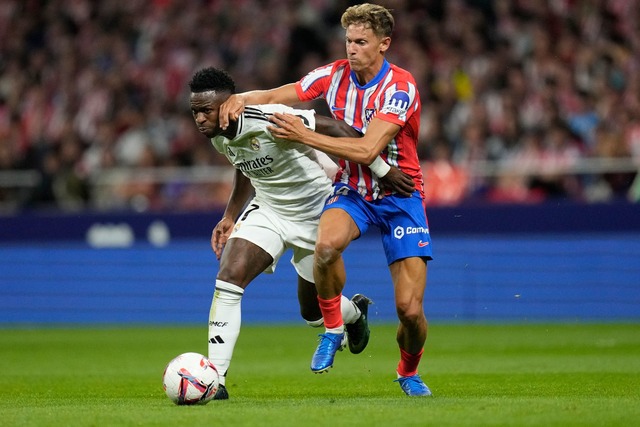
0, 0, 639, 213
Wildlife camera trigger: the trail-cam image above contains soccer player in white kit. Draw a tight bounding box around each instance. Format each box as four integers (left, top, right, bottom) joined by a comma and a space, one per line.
188, 67, 415, 400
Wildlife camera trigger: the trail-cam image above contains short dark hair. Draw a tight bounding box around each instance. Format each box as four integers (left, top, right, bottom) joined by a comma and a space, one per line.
188, 67, 236, 94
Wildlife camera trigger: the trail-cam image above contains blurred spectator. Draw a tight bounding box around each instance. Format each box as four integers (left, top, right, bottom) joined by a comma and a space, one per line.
422, 140, 469, 206
588, 123, 636, 201
566, 91, 600, 150
453, 116, 491, 197
530, 120, 584, 200
487, 129, 546, 204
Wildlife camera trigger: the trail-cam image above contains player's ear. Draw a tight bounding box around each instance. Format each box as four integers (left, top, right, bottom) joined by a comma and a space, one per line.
379, 36, 391, 54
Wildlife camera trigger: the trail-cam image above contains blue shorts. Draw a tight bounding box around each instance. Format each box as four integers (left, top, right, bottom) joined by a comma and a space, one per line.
323, 183, 433, 265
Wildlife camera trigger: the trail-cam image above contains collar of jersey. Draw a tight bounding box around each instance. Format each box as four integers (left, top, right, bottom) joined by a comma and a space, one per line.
349, 59, 390, 90
225, 113, 242, 139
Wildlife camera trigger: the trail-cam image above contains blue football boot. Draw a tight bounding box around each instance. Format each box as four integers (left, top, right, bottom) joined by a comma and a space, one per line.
310, 332, 346, 373
394, 374, 432, 396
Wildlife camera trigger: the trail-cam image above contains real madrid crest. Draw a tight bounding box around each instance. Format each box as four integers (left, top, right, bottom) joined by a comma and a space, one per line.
250, 137, 260, 151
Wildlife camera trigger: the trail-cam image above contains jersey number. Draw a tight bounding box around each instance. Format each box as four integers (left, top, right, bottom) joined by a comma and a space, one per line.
335, 186, 350, 196
240, 203, 259, 221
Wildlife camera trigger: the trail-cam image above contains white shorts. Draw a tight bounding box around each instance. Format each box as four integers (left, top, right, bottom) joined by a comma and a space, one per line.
228, 199, 318, 282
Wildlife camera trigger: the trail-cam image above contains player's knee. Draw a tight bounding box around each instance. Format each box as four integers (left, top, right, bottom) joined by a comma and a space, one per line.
314, 241, 341, 271
395, 299, 425, 326
216, 266, 246, 287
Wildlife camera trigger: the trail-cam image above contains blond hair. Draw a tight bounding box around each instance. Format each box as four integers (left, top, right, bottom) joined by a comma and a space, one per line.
341, 3, 395, 38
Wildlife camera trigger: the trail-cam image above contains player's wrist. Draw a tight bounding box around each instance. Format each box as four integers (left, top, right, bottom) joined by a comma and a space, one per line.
369, 156, 391, 177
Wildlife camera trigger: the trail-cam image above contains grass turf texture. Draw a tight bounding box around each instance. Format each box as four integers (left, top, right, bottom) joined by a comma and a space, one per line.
1, 323, 638, 426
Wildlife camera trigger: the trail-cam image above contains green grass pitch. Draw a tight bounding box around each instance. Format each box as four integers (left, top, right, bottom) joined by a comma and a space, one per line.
1, 323, 639, 426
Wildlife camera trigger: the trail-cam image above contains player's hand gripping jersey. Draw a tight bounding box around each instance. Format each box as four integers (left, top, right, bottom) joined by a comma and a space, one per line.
210, 105, 333, 221
296, 59, 425, 201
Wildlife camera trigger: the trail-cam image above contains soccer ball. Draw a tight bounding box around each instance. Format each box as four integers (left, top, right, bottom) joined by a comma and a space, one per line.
162, 352, 219, 405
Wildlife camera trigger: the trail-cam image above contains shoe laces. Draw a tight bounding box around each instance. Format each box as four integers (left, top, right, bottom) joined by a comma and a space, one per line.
317, 333, 343, 351
395, 374, 427, 392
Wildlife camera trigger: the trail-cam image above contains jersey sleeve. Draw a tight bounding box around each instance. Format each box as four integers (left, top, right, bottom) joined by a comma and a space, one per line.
376, 80, 420, 127
295, 63, 334, 102
256, 104, 316, 130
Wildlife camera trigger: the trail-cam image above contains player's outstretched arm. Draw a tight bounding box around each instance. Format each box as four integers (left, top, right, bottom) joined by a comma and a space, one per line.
310, 115, 415, 197
269, 112, 398, 164
219, 84, 300, 130
211, 170, 254, 259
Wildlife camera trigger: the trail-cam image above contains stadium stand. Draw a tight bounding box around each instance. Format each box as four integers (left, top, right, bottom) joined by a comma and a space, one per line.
0, 0, 639, 213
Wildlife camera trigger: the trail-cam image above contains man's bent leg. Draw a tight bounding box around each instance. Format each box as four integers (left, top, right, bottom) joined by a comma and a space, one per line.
310, 208, 360, 372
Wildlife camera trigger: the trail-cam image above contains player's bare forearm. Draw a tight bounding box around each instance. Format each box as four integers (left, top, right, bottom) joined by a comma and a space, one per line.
223, 170, 253, 220
245, 84, 300, 105
212, 172, 253, 259
269, 112, 392, 164
219, 84, 300, 130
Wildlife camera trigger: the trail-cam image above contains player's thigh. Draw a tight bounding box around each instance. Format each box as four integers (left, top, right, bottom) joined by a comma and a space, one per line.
378, 195, 433, 264
317, 207, 361, 252
223, 201, 289, 282
218, 238, 275, 287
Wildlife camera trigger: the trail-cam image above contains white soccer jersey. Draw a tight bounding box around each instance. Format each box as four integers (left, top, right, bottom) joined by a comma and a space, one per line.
211, 105, 333, 221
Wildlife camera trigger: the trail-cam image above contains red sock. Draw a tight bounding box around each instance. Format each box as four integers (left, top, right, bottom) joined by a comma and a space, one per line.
318, 294, 343, 329
397, 348, 424, 377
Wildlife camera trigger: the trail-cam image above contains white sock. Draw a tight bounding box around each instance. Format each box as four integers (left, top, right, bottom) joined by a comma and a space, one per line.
326, 325, 345, 334
341, 295, 360, 325
208, 280, 244, 386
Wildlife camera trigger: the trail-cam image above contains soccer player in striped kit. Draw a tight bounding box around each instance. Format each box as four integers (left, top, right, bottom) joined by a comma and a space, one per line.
219, 3, 433, 396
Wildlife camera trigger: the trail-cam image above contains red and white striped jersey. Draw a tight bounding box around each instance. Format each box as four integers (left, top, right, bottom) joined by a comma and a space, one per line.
295, 59, 424, 201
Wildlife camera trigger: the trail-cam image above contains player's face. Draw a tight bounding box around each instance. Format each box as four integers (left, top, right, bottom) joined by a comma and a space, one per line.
345, 24, 390, 81
190, 91, 228, 138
